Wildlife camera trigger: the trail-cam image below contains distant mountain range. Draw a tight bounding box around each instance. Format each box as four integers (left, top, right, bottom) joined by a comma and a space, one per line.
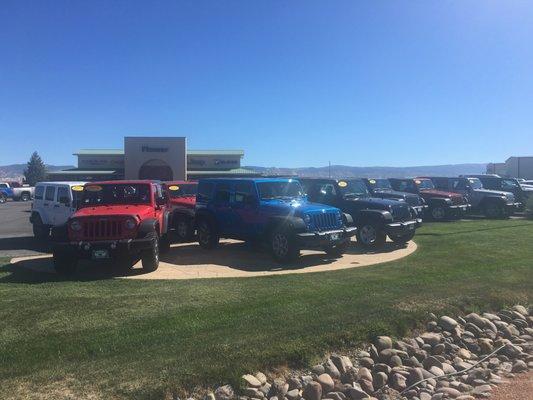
245, 163, 488, 178
0, 164, 74, 180
0, 162, 488, 180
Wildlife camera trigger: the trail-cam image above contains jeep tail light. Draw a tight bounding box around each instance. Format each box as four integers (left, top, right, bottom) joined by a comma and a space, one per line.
124, 218, 137, 230
70, 219, 82, 231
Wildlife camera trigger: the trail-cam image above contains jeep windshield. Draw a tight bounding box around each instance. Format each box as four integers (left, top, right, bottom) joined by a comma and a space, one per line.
80, 184, 151, 206
168, 183, 198, 198
257, 181, 304, 200
414, 179, 435, 190
368, 179, 392, 190
339, 180, 371, 198
467, 178, 483, 190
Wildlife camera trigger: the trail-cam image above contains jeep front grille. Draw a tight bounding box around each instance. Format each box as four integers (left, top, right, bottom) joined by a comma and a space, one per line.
451, 196, 466, 205
82, 219, 124, 240
309, 212, 340, 231
391, 205, 412, 222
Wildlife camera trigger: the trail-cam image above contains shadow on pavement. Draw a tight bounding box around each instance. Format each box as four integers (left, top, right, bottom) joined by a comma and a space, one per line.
0, 235, 51, 256
1, 239, 409, 283
159, 240, 407, 273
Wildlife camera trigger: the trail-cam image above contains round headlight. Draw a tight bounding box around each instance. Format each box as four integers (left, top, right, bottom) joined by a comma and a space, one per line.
125, 218, 137, 230
303, 214, 311, 224
70, 220, 82, 231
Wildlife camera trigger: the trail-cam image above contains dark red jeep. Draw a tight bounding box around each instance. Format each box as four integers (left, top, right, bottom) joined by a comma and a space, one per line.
164, 181, 198, 241
52, 180, 172, 274
389, 178, 470, 221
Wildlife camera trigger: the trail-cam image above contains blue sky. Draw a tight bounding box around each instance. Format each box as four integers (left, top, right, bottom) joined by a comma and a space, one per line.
1, 1, 532, 167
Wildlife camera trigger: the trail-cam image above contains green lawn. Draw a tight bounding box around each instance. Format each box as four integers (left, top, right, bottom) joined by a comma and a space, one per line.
1, 219, 532, 399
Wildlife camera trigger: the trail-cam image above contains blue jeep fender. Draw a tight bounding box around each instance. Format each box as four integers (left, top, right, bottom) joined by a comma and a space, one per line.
265, 215, 307, 236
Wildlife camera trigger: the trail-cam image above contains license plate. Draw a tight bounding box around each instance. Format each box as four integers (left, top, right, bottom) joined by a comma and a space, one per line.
92, 249, 110, 259
330, 233, 340, 241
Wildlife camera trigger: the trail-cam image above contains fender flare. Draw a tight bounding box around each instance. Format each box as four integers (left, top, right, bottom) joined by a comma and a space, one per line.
51, 224, 69, 242
137, 218, 158, 239
30, 210, 43, 223
265, 215, 306, 236
357, 209, 391, 226
342, 212, 354, 226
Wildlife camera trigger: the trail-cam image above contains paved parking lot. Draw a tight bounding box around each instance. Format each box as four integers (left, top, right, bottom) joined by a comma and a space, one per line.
0, 201, 50, 258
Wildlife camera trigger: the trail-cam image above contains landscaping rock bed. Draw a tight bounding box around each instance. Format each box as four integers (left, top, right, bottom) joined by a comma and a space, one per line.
210, 305, 532, 400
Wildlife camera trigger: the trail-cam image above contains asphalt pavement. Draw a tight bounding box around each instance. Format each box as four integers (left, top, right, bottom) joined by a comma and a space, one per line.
0, 201, 50, 258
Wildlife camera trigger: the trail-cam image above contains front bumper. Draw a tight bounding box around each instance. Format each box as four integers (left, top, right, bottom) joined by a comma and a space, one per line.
385, 218, 422, 236
296, 226, 357, 249
53, 237, 156, 260
412, 205, 428, 216
447, 204, 470, 216
505, 202, 522, 214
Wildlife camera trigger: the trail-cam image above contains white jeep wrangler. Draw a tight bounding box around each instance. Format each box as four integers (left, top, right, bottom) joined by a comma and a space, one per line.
30, 182, 87, 239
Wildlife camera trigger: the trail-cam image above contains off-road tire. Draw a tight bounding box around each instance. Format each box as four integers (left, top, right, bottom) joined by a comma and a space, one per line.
270, 228, 300, 263
197, 218, 219, 249
174, 215, 194, 242
484, 202, 504, 219
20, 192, 31, 201
357, 223, 386, 248
0, 194, 6, 204
32, 215, 49, 239
390, 230, 415, 244
324, 240, 349, 258
53, 250, 77, 275
141, 233, 160, 272
430, 206, 447, 221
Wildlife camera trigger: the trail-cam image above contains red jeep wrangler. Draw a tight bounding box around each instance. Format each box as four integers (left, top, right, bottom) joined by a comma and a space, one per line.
52, 180, 172, 274
164, 181, 198, 241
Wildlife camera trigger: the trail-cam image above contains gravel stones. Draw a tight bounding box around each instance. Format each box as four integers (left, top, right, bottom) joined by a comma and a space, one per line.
374, 336, 393, 352
242, 374, 262, 388
303, 381, 322, 400
438, 316, 458, 331
317, 373, 335, 393
215, 385, 234, 400
210, 305, 531, 400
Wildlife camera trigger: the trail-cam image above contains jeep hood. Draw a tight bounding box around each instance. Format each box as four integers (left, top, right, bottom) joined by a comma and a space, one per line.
170, 196, 196, 208
74, 205, 154, 220
346, 196, 407, 210
372, 188, 418, 200
420, 189, 462, 199
260, 198, 339, 216
474, 189, 513, 197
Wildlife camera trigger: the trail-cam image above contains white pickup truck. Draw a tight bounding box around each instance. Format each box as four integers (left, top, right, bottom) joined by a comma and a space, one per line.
0, 182, 35, 201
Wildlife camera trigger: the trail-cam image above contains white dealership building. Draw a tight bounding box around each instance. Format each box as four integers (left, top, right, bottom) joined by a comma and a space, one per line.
48, 136, 259, 181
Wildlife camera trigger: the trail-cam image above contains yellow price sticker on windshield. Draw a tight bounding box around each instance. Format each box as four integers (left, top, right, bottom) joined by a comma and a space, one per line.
85, 185, 103, 192
168, 185, 180, 191
338, 181, 348, 187
71, 185, 84, 192
369, 179, 376, 184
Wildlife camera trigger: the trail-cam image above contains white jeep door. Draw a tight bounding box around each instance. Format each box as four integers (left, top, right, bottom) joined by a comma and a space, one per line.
42, 185, 57, 225
54, 186, 74, 226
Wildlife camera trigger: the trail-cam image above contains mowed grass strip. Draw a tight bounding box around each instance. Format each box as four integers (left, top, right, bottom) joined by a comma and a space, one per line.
0, 219, 532, 399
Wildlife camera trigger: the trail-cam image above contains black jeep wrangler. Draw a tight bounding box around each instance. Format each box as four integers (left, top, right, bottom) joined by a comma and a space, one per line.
362, 178, 427, 217
299, 178, 421, 248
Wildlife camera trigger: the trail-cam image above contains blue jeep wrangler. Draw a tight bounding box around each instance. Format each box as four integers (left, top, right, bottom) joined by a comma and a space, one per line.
194, 178, 357, 262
